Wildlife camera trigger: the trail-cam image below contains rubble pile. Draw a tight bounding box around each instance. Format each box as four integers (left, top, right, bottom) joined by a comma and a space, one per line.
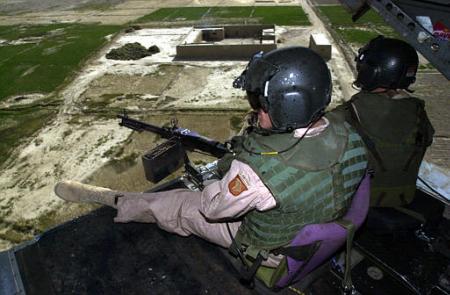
106, 42, 159, 60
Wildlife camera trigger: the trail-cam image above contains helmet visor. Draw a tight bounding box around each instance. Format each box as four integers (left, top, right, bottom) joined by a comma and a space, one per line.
233, 51, 279, 94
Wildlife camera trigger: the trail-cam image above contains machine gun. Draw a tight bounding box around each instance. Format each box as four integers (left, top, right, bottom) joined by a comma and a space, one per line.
118, 114, 229, 187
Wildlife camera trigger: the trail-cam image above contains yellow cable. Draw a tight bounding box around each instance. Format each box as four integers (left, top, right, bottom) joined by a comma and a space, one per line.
288, 286, 305, 295
260, 151, 278, 155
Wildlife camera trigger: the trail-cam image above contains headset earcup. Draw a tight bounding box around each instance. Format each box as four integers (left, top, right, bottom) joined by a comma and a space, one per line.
398, 65, 417, 88
356, 62, 379, 90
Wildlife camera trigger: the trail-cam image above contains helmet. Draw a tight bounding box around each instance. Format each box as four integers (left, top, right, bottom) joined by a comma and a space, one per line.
233, 47, 332, 132
355, 36, 418, 91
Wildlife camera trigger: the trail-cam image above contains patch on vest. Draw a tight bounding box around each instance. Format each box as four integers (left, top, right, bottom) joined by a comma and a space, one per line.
228, 174, 248, 196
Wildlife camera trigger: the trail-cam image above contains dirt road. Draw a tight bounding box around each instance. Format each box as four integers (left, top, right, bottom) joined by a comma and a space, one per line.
0, 0, 287, 25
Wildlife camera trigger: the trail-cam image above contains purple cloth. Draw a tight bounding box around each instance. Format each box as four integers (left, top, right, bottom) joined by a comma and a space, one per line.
276, 174, 370, 288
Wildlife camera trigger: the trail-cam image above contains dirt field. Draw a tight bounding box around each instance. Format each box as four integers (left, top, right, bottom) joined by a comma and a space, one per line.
0, 0, 448, 252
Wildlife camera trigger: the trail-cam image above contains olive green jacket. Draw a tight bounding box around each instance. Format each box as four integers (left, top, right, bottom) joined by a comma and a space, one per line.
332, 91, 434, 207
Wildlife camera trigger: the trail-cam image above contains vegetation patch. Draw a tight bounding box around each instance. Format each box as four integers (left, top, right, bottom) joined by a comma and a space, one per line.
135, 6, 311, 26
0, 24, 121, 101
318, 5, 398, 45
0, 103, 57, 167
419, 63, 435, 70
230, 115, 244, 132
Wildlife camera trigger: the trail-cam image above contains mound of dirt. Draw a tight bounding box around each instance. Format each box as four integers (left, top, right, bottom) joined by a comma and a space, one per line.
106, 42, 159, 60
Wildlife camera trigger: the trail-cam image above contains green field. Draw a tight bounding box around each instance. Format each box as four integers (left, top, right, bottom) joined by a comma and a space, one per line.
318, 5, 398, 44
319, 6, 386, 26
0, 24, 121, 101
0, 23, 122, 167
136, 6, 311, 26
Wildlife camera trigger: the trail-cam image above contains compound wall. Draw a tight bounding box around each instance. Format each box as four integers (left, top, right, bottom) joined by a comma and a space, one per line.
176, 25, 277, 59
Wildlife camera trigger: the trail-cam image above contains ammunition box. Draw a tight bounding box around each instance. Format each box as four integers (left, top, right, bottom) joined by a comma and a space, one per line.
142, 139, 185, 183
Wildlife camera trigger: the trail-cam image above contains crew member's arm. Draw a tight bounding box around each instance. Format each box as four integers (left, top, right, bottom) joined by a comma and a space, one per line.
420, 104, 435, 147
200, 160, 276, 220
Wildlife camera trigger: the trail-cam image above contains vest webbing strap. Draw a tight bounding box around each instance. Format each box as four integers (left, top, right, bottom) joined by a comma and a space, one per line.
336, 219, 356, 294
348, 103, 387, 172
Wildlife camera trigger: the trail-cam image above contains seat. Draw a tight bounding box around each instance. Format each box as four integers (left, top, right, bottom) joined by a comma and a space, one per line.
275, 173, 371, 288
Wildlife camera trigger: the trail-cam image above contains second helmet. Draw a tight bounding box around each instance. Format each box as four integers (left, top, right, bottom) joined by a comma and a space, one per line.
354, 36, 418, 91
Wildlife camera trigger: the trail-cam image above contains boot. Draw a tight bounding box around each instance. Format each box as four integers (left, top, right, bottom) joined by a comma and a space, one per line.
54, 180, 118, 208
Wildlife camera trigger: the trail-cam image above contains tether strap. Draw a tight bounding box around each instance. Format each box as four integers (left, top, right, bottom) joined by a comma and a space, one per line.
226, 224, 265, 287
273, 242, 321, 286
336, 219, 356, 294
240, 252, 265, 284
348, 103, 387, 172
272, 244, 318, 261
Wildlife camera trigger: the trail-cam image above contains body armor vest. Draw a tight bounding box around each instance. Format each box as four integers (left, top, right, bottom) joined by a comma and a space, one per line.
334, 92, 434, 207
231, 113, 367, 250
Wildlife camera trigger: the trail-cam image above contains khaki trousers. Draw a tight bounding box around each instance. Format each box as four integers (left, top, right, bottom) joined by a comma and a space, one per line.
114, 189, 241, 248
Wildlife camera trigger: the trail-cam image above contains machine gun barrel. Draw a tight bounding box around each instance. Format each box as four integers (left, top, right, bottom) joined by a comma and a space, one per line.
117, 114, 228, 158
118, 114, 172, 137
